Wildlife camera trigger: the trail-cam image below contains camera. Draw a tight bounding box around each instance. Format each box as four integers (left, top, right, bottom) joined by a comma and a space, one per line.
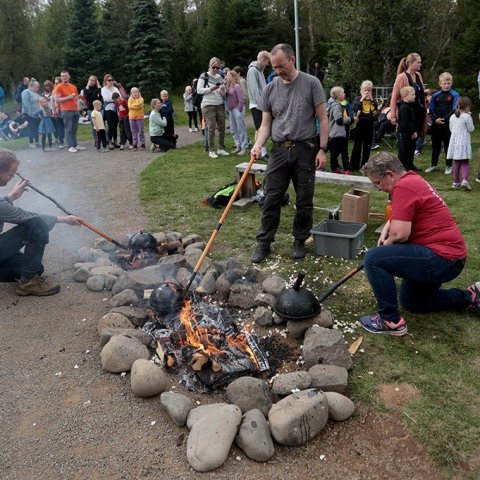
216, 82, 221, 86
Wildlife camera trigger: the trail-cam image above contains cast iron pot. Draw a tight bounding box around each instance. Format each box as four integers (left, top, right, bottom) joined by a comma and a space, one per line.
149, 282, 185, 316
128, 231, 157, 253
273, 272, 321, 321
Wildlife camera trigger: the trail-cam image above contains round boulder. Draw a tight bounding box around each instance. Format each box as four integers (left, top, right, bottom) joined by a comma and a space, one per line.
100, 334, 150, 373
130, 359, 170, 397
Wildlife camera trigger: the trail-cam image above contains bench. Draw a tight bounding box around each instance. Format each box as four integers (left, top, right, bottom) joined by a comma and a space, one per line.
234, 162, 374, 199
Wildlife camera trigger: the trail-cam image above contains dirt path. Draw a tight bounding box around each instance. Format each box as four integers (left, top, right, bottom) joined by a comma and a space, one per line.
0, 127, 443, 479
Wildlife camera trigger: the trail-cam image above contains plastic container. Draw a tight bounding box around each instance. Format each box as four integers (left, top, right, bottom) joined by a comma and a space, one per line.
310, 220, 367, 259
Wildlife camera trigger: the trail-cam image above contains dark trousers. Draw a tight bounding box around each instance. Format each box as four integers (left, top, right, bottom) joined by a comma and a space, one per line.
118, 117, 132, 145
104, 110, 119, 145
52, 117, 64, 144
0, 218, 49, 281
95, 129, 107, 150
41, 133, 52, 150
350, 120, 374, 170
150, 135, 173, 151
330, 136, 351, 171
397, 133, 416, 170
373, 120, 395, 144
256, 143, 316, 245
25, 115, 40, 143
187, 111, 198, 129
430, 122, 452, 167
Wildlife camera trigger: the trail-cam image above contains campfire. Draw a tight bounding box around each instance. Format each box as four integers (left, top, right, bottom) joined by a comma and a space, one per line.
143, 297, 269, 390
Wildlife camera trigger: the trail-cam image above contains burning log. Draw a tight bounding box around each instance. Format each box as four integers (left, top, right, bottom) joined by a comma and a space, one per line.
191, 351, 210, 371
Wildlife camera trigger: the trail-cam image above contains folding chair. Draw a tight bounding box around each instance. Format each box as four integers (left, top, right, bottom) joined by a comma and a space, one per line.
381, 131, 397, 149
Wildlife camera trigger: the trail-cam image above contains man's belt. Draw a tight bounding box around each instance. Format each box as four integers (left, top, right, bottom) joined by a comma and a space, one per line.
273, 138, 317, 149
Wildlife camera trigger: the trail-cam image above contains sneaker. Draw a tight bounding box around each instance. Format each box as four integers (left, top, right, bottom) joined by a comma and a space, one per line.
16, 276, 61, 296
189, 128, 193, 133
120, 145, 125, 150
109, 145, 115, 151
238, 149, 248, 156
43, 147, 54, 152
467, 282, 480, 313
140, 144, 146, 150
231, 147, 241, 154
452, 182, 460, 189
444, 166, 453, 175
128, 144, 134, 150
425, 166, 438, 173
414, 150, 422, 156
194, 128, 199, 132
150, 144, 157, 152
251, 244, 271, 263
410, 165, 422, 172
209, 151, 218, 159
359, 313, 408, 336
114, 144, 121, 149
217, 149, 230, 156
344, 170, 352, 175
58, 143, 64, 149
68, 146, 78, 153
98, 149, 104, 153
371, 144, 379, 150
332, 168, 344, 174
475, 175, 480, 184
75, 145, 86, 151
29, 143, 36, 149
292, 240, 306, 260
461, 181, 472, 191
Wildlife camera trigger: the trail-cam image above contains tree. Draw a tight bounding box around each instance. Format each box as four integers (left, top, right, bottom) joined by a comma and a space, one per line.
62, 0, 101, 85
126, 0, 171, 99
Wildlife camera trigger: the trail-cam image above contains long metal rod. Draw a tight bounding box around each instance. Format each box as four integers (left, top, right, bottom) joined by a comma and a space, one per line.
185, 155, 257, 291
317, 263, 364, 304
15, 172, 130, 251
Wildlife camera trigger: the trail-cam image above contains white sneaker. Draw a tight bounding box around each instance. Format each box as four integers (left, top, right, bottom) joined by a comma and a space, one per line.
75, 145, 86, 151
461, 181, 472, 191
189, 128, 193, 133
209, 151, 218, 159
444, 166, 453, 175
29, 143, 36, 149
425, 166, 438, 173
68, 146, 78, 153
231, 147, 241, 154
475, 176, 480, 184
194, 128, 199, 132
58, 144, 64, 149
238, 149, 248, 156
128, 145, 134, 150
217, 149, 230, 156
452, 182, 460, 189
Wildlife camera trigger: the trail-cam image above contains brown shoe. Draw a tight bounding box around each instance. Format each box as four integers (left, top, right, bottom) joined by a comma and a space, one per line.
16, 276, 61, 296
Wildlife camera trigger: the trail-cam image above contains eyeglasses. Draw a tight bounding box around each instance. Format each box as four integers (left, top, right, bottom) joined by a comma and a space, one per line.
370, 176, 385, 188
211, 66, 219, 70
107, 79, 113, 82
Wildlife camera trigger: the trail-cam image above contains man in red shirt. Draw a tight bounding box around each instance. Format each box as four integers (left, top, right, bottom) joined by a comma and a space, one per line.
359, 152, 478, 336
54, 71, 84, 153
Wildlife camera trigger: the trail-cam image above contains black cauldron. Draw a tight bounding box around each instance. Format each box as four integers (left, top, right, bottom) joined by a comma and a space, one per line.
128, 231, 157, 253
149, 283, 184, 316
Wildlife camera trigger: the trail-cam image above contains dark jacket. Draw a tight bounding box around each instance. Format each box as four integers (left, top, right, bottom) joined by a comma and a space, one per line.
397, 101, 416, 136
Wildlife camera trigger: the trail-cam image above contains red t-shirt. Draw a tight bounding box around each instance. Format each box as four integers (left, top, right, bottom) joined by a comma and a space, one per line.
391, 171, 467, 259
116, 99, 129, 119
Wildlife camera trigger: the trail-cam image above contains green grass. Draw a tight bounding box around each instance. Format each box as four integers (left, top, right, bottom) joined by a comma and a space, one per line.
139, 124, 480, 479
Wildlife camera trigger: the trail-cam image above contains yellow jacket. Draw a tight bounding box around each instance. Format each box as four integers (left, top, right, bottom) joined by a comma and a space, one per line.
128, 97, 144, 119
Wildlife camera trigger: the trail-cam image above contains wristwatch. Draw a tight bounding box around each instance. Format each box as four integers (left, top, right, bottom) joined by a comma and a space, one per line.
319, 145, 328, 153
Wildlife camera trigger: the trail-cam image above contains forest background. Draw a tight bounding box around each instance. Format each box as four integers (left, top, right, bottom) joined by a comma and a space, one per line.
0, 0, 479, 101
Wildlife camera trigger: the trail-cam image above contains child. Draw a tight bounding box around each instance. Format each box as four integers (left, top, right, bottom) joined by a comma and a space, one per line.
447, 96, 474, 191
328, 86, 352, 174
425, 73, 460, 174
350, 80, 377, 170
149, 98, 173, 152
112, 92, 133, 150
183, 86, 198, 132
36, 96, 55, 151
160, 89, 177, 148
0, 112, 13, 140
397, 86, 418, 171
91, 99, 107, 152
128, 87, 145, 150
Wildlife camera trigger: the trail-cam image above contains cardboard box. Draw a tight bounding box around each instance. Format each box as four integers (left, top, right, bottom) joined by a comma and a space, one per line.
341, 189, 370, 223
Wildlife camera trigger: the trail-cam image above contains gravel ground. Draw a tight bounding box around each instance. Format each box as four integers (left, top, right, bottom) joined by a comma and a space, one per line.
0, 127, 443, 479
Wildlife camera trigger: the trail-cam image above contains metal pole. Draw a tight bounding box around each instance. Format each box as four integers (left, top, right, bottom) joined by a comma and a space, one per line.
294, 0, 301, 70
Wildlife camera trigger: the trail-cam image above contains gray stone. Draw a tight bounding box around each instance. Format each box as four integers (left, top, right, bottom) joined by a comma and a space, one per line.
176, 267, 199, 289
244, 268, 265, 284
93, 237, 118, 253
196, 270, 218, 295
77, 247, 95, 263
262, 275, 286, 296
272, 312, 286, 325
95, 258, 112, 267
184, 246, 203, 257
325, 391, 355, 421
161, 391, 195, 427
86, 274, 105, 292
226, 377, 272, 417
130, 359, 170, 397
254, 306, 273, 327
254, 293, 277, 308
215, 269, 243, 298
271, 371, 312, 396
108, 289, 139, 308
103, 274, 118, 291
287, 310, 335, 339
182, 234, 202, 248
212, 260, 227, 275
111, 274, 145, 296
166, 231, 182, 243
99, 328, 152, 348
235, 409, 275, 462
225, 259, 244, 271
73, 266, 92, 283
126, 265, 168, 287
74, 261, 96, 270
152, 231, 168, 244
186, 405, 242, 472
90, 266, 124, 277
189, 241, 206, 251
185, 251, 213, 275
110, 306, 149, 326
186, 403, 231, 430
303, 326, 353, 370
91, 249, 110, 261
97, 312, 134, 335
157, 253, 186, 269
228, 281, 261, 309
315, 309, 335, 328
268, 389, 329, 445
100, 334, 150, 373
308, 364, 348, 393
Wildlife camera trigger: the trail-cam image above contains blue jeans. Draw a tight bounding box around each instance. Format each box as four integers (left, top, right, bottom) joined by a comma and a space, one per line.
364, 243, 469, 321
62, 110, 79, 147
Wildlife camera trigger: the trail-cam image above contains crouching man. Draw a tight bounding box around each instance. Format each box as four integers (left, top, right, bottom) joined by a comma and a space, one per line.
0, 148, 83, 296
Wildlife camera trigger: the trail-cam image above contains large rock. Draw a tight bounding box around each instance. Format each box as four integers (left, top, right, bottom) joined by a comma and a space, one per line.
182, 233, 202, 248
111, 274, 145, 296
215, 269, 243, 298
90, 266, 124, 277
130, 359, 170, 397
195, 269, 218, 295
287, 309, 335, 339
235, 409, 275, 462
104, 274, 118, 291
262, 275, 286, 296
97, 312, 134, 335
187, 404, 242, 472
308, 364, 348, 393
186, 403, 230, 430
99, 328, 151, 348
86, 274, 105, 292
268, 389, 329, 445
110, 306, 149, 326
325, 391, 355, 421
93, 237, 118, 253
100, 334, 150, 373
157, 253, 186, 270
91, 249, 110, 261
303, 325, 353, 370
108, 289, 139, 308
254, 293, 277, 308
228, 281, 261, 309
126, 265, 168, 287
176, 267, 200, 290
271, 371, 312, 396
226, 377, 272, 417
185, 251, 214, 274
77, 247, 95, 263
73, 266, 92, 283
254, 306, 273, 327
161, 391, 195, 427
